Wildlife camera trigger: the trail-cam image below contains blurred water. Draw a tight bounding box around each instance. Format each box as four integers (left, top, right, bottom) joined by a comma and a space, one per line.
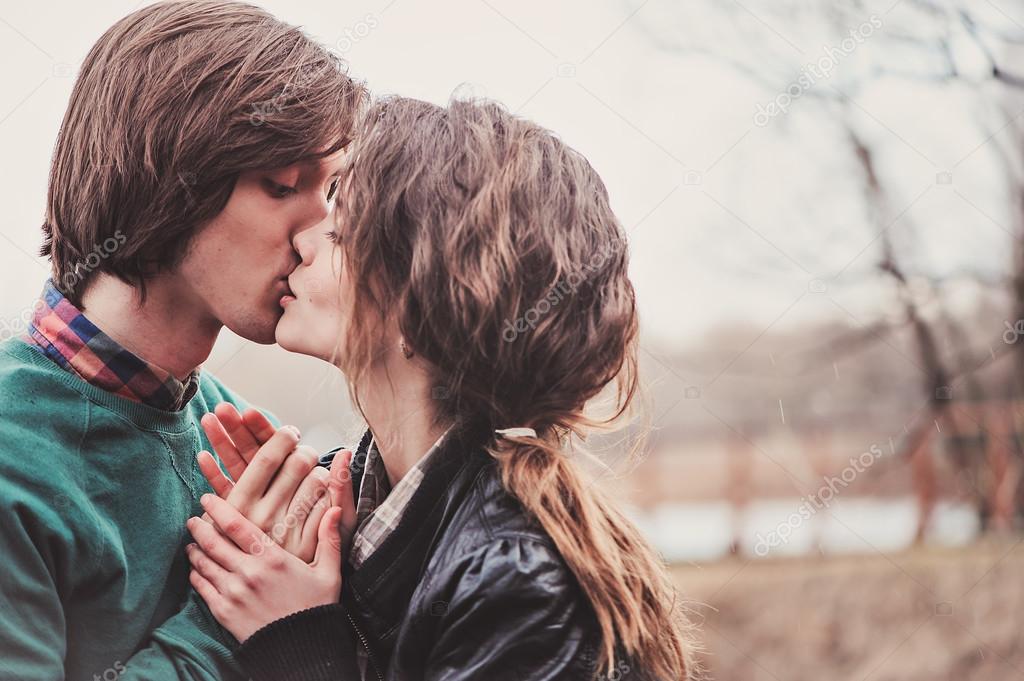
630, 497, 981, 563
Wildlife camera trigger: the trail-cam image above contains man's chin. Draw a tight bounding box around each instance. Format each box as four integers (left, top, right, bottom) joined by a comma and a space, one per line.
223, 309, 281, 345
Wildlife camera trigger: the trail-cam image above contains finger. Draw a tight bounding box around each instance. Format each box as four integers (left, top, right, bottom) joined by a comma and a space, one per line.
242, 408, 278, 444
313, 506, 343, 574
328, 451, 358, 550
289, 465, 330, 525
190, 568, 223, 608
230, 427, 302, 502
296, 469, 331, 560
201, 413, 247, 483
256, 446, 319, 527
187, 514, 248, 571
197, 450, 234, 498
327, 450, 354, 509
215, 403, 260, 463
330, 451, 358, 551
201, 494, 272, 556
186, 542, 232, 591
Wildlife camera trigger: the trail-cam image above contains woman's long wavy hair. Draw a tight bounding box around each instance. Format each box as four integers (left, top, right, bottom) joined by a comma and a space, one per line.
333, 95, 698, 680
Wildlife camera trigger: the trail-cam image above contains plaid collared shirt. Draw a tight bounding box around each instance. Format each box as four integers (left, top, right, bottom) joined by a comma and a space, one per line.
349, 427, 451, 681
21, 279, 200, 411
349, 427, 452, 568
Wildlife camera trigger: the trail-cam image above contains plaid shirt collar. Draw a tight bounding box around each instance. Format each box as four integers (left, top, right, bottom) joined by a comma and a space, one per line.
349, 426, 453, 570
22, 279, 200, 411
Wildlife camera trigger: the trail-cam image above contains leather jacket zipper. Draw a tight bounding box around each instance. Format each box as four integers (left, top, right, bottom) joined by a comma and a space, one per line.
347, 610, 385, 681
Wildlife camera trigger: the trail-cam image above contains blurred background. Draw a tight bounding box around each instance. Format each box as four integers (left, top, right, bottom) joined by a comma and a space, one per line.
3, 0, 1024, 678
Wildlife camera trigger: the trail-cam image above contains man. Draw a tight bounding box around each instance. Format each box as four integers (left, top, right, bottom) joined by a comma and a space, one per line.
0, 1, 365, 678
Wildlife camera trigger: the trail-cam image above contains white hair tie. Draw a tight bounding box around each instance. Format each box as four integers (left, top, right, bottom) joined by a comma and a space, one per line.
495, 427, 537, 438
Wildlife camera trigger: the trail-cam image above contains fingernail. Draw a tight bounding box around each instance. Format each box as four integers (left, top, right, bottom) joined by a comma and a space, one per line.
199, 494, 212, 506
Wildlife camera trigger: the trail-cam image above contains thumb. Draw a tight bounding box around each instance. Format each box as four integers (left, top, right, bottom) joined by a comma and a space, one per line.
329, 450, 358, 553
313, 506, 344, 574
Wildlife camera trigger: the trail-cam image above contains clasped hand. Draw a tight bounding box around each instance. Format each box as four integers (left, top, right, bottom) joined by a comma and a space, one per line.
184, 403, 358, 642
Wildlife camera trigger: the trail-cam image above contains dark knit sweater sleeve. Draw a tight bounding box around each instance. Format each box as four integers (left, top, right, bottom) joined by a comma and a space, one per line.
236, 603, 360, 681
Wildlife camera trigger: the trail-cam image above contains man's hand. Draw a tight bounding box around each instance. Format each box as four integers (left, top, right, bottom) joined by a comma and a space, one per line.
196, 403, 278, 494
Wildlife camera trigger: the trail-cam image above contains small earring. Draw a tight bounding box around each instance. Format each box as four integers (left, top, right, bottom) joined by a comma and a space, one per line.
400, 338, 414, 359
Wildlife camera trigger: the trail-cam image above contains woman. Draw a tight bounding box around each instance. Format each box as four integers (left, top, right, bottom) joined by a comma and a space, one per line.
185, 96, 698, 680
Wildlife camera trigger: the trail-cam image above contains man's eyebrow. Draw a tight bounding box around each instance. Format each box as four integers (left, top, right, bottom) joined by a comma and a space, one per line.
298, 157, 345, 181
268, 165, 302, 186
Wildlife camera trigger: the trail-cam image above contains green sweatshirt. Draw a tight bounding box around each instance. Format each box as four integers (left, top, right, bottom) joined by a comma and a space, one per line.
0, 337, 263, 680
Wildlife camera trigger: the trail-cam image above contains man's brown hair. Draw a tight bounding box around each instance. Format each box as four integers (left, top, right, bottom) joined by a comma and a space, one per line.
42, 0, 366, 302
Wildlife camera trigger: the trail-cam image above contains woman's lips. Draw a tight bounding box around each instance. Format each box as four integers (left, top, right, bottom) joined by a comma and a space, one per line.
279, 278, 296, 307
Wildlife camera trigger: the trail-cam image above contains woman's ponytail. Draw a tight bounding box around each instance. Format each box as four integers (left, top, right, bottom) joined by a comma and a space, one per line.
489, 423, 698, 680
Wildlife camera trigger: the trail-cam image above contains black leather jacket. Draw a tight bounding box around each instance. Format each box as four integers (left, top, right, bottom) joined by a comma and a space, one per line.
234, 418, 631, 681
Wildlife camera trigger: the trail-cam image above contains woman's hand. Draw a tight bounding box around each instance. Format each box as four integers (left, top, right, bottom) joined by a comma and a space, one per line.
194, 403, 333, 562
186, 490, 346, 644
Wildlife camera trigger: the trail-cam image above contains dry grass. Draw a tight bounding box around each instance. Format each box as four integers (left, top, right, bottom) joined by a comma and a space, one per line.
672, 539, 1024, 681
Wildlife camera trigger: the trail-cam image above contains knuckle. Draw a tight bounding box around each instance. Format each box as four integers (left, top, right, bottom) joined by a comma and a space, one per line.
282, 455, 307, 476
209, 600, 230, 621
268, 552, 288, 571
253, 454, 279, 472
224, 580, 247, 602
295, 445, 318, 464
240, 568, 262, 590
195, 534, 216, 554
273, 426, 300, 446
223, 519, 245, 536
289, 447, 318, 473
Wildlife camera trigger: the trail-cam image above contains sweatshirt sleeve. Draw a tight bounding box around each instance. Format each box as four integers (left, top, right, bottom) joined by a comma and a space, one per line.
0, 497, 69, 680
116, 592, 246, 681
0, 496, 247, 681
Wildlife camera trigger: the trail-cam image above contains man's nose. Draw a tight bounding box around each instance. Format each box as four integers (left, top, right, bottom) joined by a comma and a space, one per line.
300, 189, 333, 229
292, 224, 320, 265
